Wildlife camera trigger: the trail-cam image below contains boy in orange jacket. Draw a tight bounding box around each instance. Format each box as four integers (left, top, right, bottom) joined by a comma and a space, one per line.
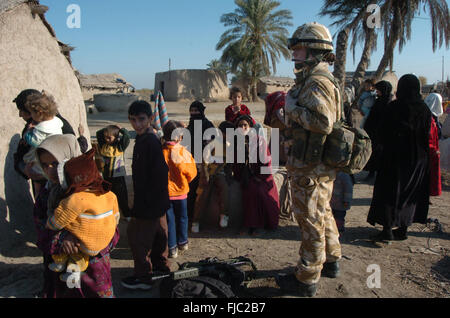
162, 121, 197, 258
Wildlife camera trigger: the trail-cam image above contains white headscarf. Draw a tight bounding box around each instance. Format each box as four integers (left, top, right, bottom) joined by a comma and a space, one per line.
35, 134, 82, 217
424, 93, 443, 117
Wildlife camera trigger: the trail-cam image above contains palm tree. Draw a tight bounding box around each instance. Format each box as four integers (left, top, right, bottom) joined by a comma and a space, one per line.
374, 0, 450, 80
219, 40, 254, 99
216, 0, 293, 101
320, 0, 375, 90
206, 59, 230, 74
350, 14, 378, 90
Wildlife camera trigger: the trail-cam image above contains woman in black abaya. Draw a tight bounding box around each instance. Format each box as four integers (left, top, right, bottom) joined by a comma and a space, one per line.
363, 80, 393, 180
367, 74, 431, 241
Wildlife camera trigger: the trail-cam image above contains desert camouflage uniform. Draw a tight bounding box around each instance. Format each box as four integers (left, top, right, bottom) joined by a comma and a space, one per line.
286, 60, 342, 285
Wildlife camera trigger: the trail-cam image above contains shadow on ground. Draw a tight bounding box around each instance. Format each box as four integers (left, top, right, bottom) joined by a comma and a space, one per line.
189, 225, 301, 242
338, 226, 387, 249
0, 262, 42, 298
431, 256, 450, 282
351, 198, 373, 207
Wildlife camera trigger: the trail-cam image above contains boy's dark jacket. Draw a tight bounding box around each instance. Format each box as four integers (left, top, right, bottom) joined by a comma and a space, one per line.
132, 129, 170, 219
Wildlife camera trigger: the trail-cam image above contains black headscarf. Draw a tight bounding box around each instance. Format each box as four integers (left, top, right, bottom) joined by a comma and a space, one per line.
189, 101, 206, 120
234, 114, 255, 128
374, 81, 392, 104
13, 89, 41, 112
363, 81, 393, 171
186, 101, 214, 155
396, 74, 422, 102
395, 74, 431, 128
364, 81, 392, 132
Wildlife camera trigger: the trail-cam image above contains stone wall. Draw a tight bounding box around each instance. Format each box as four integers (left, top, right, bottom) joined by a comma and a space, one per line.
0, 3, 90, 254
93, 93, 140, 112
154, 69, 229, 102
82, 88, 118, 102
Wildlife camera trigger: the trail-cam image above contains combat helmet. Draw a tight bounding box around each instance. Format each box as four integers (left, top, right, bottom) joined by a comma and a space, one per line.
288, 22, 333, 52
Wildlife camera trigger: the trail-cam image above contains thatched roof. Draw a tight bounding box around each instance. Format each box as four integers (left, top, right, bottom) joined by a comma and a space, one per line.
258, 76, 295, 87
77, 73, 133, 90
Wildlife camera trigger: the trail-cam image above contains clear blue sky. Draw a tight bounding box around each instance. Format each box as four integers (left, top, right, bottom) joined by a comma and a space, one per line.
41, 0, 449, 89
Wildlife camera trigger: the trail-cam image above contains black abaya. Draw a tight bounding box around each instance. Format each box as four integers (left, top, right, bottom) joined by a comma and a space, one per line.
367, 75, 431, 228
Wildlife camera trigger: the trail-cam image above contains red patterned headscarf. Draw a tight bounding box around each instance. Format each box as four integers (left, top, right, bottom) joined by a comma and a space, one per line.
264, 91, 286, 126
59, 148, 111, 198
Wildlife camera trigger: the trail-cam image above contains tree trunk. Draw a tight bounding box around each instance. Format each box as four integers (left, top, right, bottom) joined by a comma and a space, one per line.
374, 6, 401, 81
250, 62, 258, 102
245, 82, 251, 102
373, 37, 398, 82
351, 26, 376, 92
333, 8, 367, 91
251, 82, 258, 102
333, 28, 350, 91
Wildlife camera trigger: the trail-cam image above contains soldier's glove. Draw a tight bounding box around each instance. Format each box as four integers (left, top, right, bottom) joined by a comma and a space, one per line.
285, 93, 298, 114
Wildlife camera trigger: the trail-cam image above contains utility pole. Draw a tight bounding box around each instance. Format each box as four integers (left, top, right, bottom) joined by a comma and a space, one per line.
169, 58, 171, 81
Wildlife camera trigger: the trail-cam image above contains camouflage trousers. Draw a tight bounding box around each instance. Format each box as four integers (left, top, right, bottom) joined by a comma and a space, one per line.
288, 165, 342, 284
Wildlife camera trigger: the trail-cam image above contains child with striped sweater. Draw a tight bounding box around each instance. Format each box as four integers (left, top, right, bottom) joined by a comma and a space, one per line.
96, 125, 131, 217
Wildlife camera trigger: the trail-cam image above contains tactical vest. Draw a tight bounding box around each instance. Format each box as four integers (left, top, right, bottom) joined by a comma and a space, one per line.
287, 71, 372, 173
286, 70, 339, 166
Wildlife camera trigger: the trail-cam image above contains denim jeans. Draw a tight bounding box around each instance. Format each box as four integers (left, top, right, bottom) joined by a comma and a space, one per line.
166, 199, 188, 250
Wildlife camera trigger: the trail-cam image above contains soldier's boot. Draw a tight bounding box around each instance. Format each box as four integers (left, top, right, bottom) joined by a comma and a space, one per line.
275, 273, 317, 297
321, 261, 340, 278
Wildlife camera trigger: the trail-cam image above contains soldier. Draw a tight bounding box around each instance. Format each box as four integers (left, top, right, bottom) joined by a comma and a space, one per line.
276, 22, 342, 297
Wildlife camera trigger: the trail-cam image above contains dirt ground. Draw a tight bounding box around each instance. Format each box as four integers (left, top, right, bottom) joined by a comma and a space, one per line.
1, 101, 449, 298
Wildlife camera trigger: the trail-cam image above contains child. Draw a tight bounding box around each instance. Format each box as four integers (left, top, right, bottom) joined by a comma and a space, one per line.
122, 100, 171, 290
23, 91, 63, 150
162, 121, 197, 258
358, 79, 377, 128
330, 171, 354, 233
191, 121, 233, 233
233, 115, 280, 235
45, 149, 120, 280
225, 87, 255, 125
186, 101, 215, 223
96, 125, 131, 218
23, 91, 63, 194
